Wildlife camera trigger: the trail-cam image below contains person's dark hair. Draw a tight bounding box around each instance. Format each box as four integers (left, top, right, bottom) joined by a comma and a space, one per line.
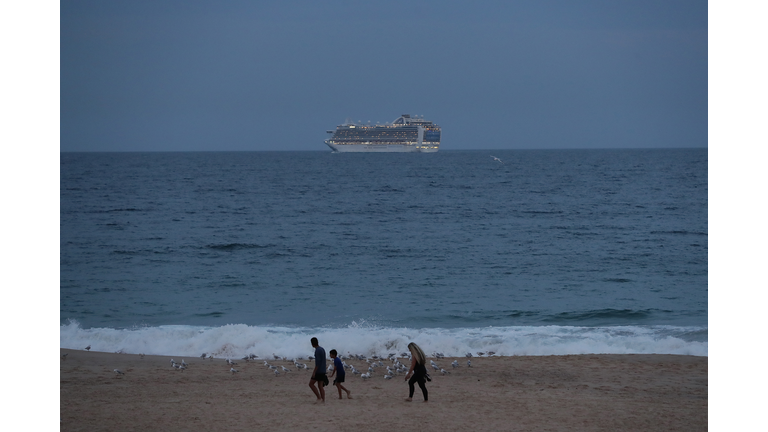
330, 349, 337, 356
311, 337, 318, 346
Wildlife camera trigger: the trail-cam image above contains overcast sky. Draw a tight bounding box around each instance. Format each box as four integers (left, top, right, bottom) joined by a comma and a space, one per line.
60, 0, 707, 152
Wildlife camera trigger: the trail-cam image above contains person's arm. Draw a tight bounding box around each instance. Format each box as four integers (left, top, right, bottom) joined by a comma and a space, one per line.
404, 357, 416, 381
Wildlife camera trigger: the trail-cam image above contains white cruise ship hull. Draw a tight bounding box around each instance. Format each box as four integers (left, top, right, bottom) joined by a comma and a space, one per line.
325, 141, 439, 153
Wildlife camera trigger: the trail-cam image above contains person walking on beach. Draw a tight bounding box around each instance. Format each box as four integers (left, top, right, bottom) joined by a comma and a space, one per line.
329, 349, 352, 399
404, 342, 429, 402
309, 337, 327, 403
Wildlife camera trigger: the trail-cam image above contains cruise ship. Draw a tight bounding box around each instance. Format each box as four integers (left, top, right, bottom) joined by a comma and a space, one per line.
325, 114, 441, 152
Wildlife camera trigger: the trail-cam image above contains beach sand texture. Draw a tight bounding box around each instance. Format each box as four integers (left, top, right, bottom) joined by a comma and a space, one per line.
60, 349, 706, 431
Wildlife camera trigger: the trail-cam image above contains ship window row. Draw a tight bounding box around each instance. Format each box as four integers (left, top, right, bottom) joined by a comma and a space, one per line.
335, 133, 419, 138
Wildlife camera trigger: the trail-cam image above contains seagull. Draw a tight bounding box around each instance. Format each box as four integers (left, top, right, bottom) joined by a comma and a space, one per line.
281, 366, 291, 373
85, 345, 91, 351
491, 155, 503, 164
451, 360, 459, 368
431, 364, 440, 372
269, 365, 278, 371
477, 352, 485, 357
139, 353, 145, 359
61, 353, 68, 360
230, 368, 239, 374
361, 373, 370, 380
467, 360, 472, 367
384, 375, 392, 380
274, 370, 281, 376
181, 360, 188, 367
465, 353, 472, 358
200, 353, 207, 359
114, 369, 125, 375
440, 369, 450, 375
178, 365, 186, 372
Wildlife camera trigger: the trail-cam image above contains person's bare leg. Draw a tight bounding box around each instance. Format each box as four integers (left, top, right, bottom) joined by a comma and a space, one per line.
309, 380, 321, 402
318, 379, 325, 402
336, 383, 342, 399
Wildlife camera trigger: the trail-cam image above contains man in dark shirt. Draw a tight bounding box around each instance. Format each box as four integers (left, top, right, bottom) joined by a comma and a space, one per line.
308, 337, 326, 403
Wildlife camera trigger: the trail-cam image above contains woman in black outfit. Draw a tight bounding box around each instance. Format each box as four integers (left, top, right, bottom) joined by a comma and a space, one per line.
404, 342, 429, 402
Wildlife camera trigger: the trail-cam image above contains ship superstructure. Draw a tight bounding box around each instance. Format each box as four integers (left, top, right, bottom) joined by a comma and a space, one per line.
325, 114, 441, 152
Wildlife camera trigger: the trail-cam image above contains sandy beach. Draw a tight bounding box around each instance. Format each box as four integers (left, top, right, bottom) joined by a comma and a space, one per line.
59, 348, 706, 431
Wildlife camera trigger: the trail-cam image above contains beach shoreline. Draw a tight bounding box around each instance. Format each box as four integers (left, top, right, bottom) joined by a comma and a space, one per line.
60, 348, 707, 431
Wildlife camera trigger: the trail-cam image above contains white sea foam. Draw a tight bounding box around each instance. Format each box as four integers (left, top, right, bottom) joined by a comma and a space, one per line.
60, 320, 707, 358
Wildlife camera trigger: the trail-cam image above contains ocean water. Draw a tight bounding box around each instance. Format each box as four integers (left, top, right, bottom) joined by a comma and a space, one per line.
60, 149, 707, 357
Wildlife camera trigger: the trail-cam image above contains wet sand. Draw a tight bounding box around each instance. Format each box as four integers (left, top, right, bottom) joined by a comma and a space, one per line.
59, 349, 706, 431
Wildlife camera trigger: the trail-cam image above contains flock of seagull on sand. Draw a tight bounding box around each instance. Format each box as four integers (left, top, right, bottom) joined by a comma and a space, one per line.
65, 345, 496, 378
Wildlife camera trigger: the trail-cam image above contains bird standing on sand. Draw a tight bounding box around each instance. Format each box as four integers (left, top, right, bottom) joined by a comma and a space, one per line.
281, 366, 291, 373
61, 353, 68, 360
114, 369, 124, 375
85, 345, 91, 351
451, 360, 459, 368
181, 360, 188, 367
440, 369, 450, 375
467, 360, 472, 367
230, 368, 239, 374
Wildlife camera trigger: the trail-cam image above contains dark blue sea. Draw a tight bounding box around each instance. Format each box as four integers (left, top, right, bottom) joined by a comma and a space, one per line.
60, 149, 707, 358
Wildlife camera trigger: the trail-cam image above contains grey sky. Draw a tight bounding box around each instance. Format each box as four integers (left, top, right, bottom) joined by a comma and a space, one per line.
60, 0, 707, 152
